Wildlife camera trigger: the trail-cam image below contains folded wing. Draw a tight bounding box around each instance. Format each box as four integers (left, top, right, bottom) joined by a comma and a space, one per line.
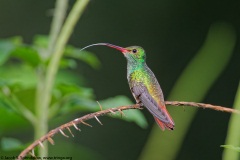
131, 84, 174, 130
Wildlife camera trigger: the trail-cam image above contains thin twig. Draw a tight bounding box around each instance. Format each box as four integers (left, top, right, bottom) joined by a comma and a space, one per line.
97, 101, 103, 111
165, 101, 240, 114
17, 102, 239, 159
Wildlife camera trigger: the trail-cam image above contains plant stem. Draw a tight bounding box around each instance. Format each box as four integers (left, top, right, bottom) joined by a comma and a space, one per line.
47, 0, 68, 57
35, 0, 89, 157
222, 82, 240, 160
10, 94, 36, 125
1, 87, 36, 124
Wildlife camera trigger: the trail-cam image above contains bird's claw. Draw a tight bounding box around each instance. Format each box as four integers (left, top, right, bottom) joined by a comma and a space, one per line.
137, 102, 144, 109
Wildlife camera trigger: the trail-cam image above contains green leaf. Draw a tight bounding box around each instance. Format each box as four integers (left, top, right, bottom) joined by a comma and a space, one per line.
0, 87, 36, 121
1, 137, 24, 151
0, 97, 14, 112
56, 70, 86, 86
10, 46, 41, 67
33, 35, 49, 48
221, 145, 240, 152
99, 96, 148, 128
0, 108, 28, 134
59, 97, 100, 113
0, 80, 22, 93
59, 95, 147, 128
0, 79, 8, 87
59, 58, 77, 69
0, 65, 37, 89
50, 83, 95, 118
65, 45, 101, 69
0, 37, 22, 65
0, 41, 14, 65
54, 83, 94, 99
0, 81, 21, 113
10, 36, 23, 45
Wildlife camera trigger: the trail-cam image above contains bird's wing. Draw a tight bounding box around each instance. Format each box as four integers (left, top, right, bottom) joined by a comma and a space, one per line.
131, 84, 171, 124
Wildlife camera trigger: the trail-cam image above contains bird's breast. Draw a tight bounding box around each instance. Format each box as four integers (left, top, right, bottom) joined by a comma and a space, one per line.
128, 68, 164, 105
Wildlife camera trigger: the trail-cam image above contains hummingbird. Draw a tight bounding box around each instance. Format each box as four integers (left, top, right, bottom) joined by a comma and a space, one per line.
81, 43, 175, 130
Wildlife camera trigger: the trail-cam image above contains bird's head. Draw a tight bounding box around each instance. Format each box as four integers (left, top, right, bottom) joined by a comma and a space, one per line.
120, 46, 146, 63
80, 43, 146, 63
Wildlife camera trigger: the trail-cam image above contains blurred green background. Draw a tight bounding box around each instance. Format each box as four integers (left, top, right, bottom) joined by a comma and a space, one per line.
0, 0, 240, 160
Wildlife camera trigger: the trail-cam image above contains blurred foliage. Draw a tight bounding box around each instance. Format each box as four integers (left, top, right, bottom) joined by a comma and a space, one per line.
221, 145, 240, 153
1, 137, 24, 151
222, 82, 240, 160
0, 34, 147, 154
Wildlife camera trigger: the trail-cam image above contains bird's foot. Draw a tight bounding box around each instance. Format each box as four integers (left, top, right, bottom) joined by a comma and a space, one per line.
136, 102, 144, 109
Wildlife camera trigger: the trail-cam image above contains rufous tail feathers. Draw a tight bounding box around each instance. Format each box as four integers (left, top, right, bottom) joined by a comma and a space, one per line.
154, 117, 174, 130
154, 107, 174, 130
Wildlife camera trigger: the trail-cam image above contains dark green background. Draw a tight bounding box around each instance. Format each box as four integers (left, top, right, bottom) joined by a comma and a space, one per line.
0, 0, 239, 159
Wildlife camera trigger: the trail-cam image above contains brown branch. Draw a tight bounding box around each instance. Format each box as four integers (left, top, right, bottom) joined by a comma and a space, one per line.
165, 101, 240, 114
17, 101, 240, 160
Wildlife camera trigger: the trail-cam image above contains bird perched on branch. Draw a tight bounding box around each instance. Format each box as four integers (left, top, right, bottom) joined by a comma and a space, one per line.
81, 43, 175, 130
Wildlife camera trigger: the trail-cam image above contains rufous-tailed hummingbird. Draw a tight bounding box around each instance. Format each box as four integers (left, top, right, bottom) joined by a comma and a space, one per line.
81, 43, 175, 130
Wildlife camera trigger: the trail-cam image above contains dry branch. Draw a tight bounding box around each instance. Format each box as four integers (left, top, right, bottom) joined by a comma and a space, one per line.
17, 101, 240, 160
165, 101, 240, 114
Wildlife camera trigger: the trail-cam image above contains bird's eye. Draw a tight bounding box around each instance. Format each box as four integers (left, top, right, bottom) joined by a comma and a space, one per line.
132, 49, 137, 53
